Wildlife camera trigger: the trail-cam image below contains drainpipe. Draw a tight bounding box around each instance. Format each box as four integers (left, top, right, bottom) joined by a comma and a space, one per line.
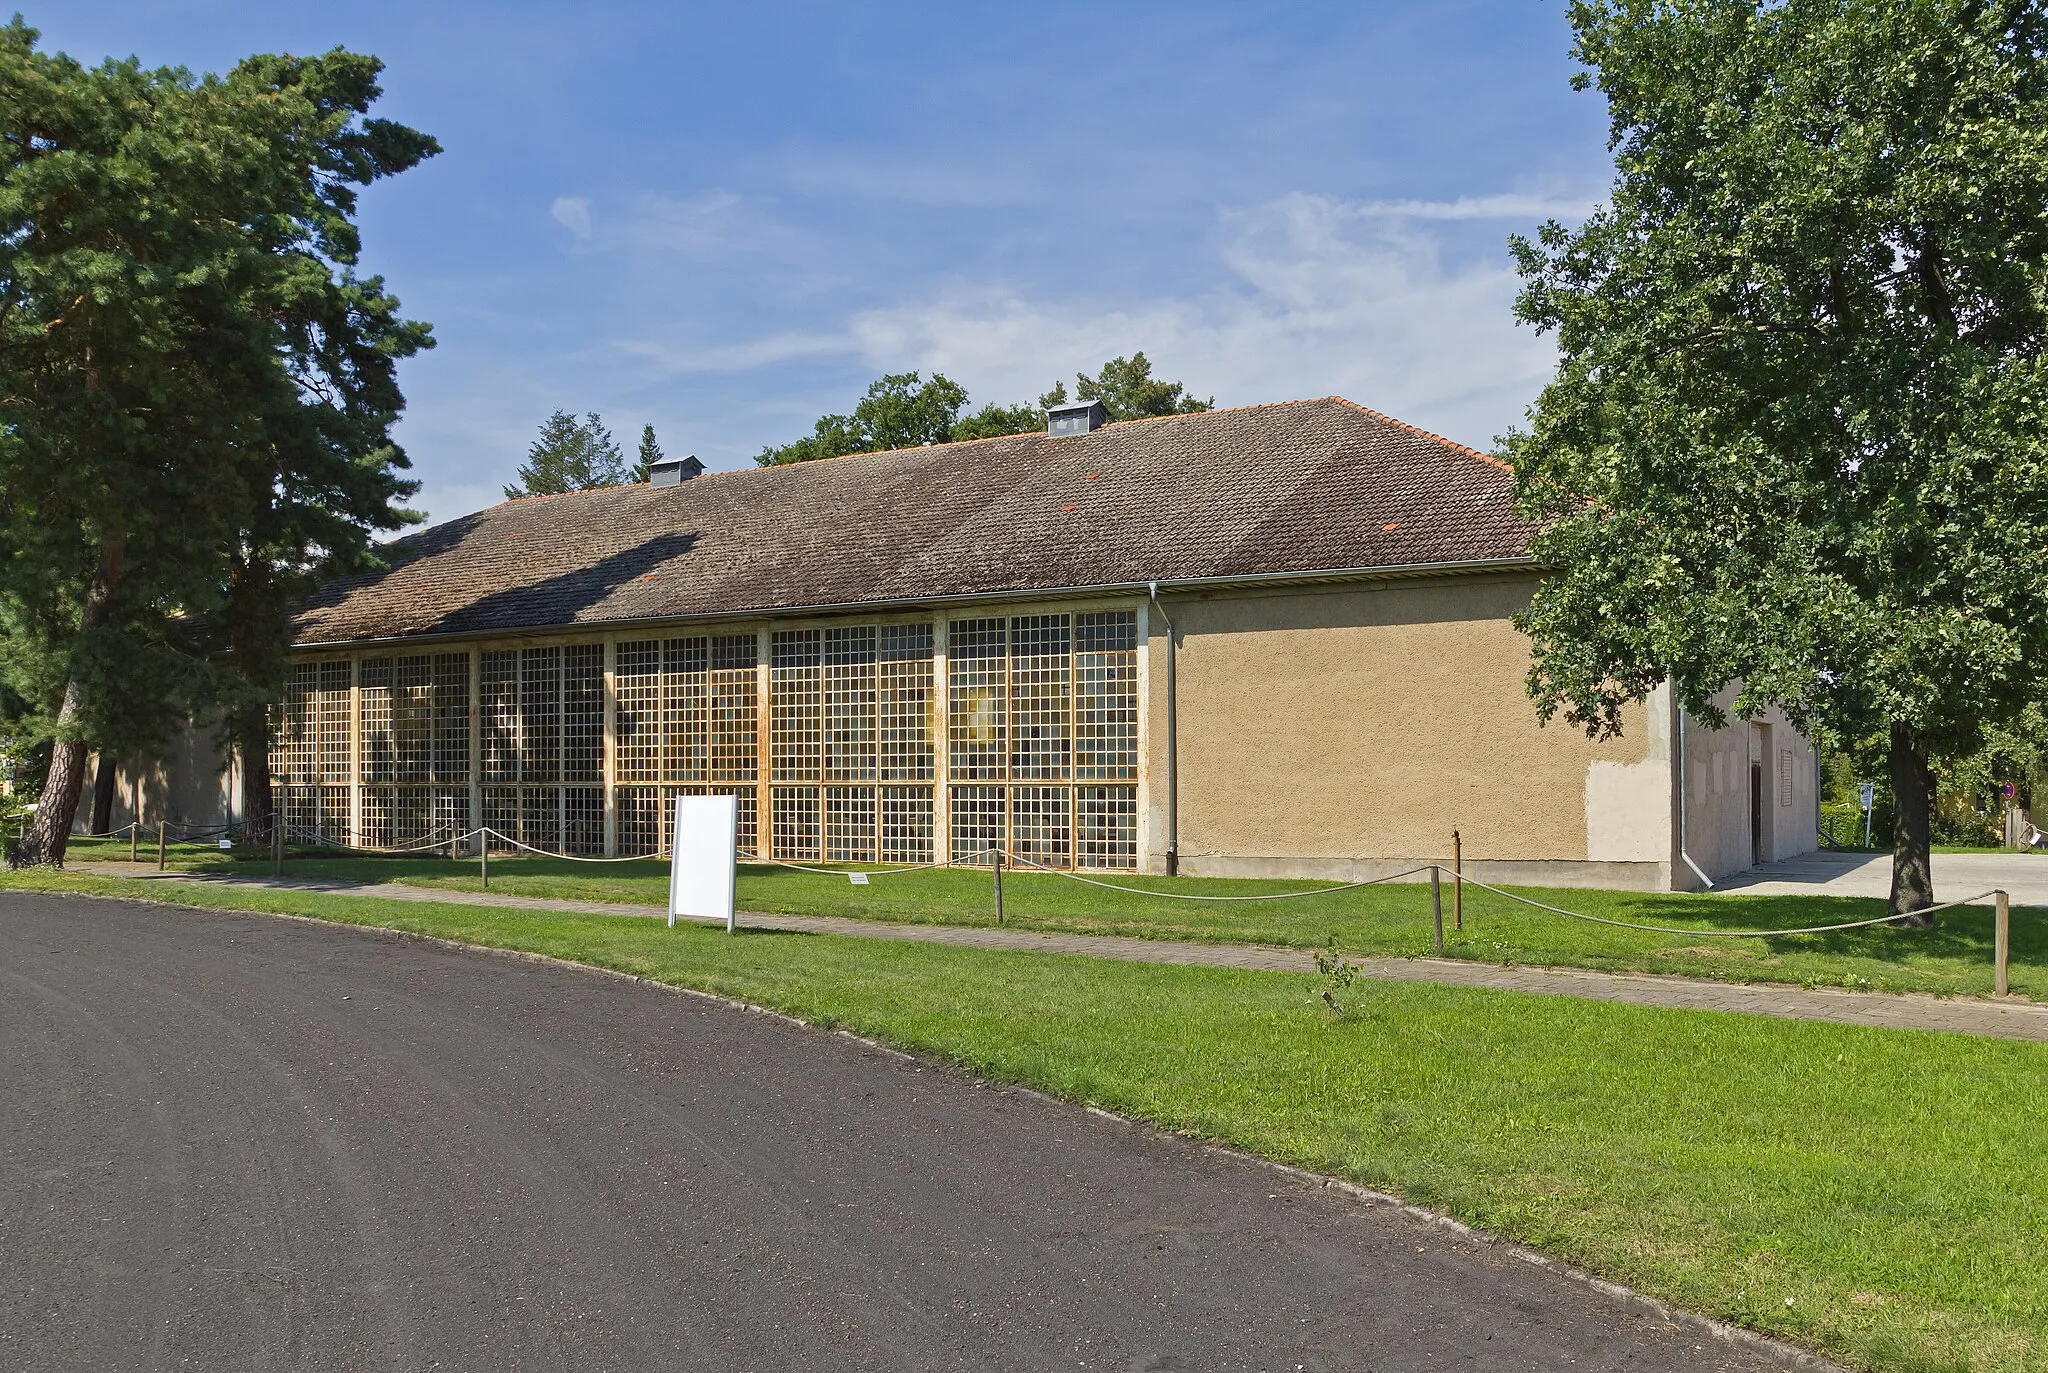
1149, 581, 1178, 877
1674, 685, 1714, 890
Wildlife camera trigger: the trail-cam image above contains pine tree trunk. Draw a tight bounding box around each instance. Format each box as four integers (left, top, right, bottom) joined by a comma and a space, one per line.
1888, 718, 1937, 925
89, 753, 116, 835
238, 712, 274, 848
17, 543, 121, 868
226, 553, 281, 849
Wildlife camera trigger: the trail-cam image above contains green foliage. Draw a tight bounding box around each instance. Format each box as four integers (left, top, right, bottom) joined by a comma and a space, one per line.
0, 21, 435, 857
756, 353, 1211, 464
1507, 0, 2048, 899
756, 372, 967, 466
504, 411, 628, 497
1045, 352, 1214, 421
633, 423, 663, 483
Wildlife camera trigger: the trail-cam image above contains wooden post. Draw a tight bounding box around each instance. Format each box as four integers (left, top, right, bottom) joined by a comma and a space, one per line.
994, 848, 1005, 926
480, 835, 489, 890
1996, 889, 2011, 997
157, 820, 166, 871
273, 819, 284, 877
129, 822, 138, 864
1431, 864, 1444, 954
1452, 830, 1463, 932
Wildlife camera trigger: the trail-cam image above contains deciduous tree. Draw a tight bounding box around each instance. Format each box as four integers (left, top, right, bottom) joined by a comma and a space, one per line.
1507, 0, 2048, 920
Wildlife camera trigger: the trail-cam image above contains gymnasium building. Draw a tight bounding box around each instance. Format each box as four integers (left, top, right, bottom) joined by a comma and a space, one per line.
97, 396, 1816, 890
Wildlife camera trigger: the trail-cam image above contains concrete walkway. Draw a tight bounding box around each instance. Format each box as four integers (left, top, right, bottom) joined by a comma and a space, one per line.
71, 861, 2048, 1045
1715, 848, 2048, 905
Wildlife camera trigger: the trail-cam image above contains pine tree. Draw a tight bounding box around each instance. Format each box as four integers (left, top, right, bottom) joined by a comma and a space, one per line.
634, 423, 663, 483
503, 411, 627, 498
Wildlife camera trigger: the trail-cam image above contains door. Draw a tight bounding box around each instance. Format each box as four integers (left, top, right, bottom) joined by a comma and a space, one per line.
1750, 761, 1763, 866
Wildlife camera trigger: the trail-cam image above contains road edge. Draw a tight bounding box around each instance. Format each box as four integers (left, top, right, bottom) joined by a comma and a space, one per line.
29, 883, 1850, 1373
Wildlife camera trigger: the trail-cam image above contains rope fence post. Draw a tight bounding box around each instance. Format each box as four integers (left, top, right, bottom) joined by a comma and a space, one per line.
1452, 830, 1463, 932
1431, 864, 1444, 954
480, 831, 489, 890
1996, 889, 2011, 997
157, 820, 166, 871
993, 848, 1005, 926
273, 820, 283, 878
129, 822, 138, 864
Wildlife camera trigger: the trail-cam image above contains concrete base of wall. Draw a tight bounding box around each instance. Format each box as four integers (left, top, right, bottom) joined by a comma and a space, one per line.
1170, 853, 1674, 892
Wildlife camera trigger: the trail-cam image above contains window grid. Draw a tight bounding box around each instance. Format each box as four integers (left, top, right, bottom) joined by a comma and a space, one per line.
709, 636, 759, 783
947, 618, 1006, 781
824, 785, 877, 862
880, 787, 935, 864
824, 627, 878, 782
1010, 785, 1072, 867
272, 607, 1135, 869
950, 785, 1005, 864
770, 630, 823, 783
1075, 611, 1139, 781
771, 785, 821, 860
1009, 615, 1071, 781
880, 624, 936, 782
1076, 785, 1140, 869
615, 640, 663, 785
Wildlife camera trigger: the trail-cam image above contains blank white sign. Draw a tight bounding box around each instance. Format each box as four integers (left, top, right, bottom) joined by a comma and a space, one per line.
669, 794, 737, 932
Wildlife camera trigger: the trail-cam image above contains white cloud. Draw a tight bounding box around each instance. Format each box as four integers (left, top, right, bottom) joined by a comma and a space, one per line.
550, 195, 593, 240
822, 192, 1558, 449
1350, 192, 1599, 221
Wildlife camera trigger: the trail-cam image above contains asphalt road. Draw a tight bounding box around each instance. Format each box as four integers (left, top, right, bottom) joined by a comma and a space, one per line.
1, 891, 1805, 1372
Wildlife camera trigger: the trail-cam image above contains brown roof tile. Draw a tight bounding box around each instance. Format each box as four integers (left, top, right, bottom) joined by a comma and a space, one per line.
292, 397, 1531, 646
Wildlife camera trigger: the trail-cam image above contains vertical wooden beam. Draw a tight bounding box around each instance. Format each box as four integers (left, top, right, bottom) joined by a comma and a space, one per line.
602, 636, 618, 856
755, 626, 772, 859
467, 644, 481, 852
932, 616, 950, 865
348, 655, 363, 848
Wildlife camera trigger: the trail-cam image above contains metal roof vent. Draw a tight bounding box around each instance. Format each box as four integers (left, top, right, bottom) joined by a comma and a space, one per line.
1047, 399, 1109, 436
649, 455, 704, 487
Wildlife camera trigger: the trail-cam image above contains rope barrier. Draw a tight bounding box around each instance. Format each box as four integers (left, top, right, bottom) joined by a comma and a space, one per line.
1452, 872, 2004, 937
998, 849, 1438, 902
476, 827, 664, 863
751, 846, 1000, 877
284, 823, 479, 856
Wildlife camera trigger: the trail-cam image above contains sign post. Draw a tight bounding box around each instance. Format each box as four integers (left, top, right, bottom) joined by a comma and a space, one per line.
1858, 781, 1876, 850
668, 794, 738, 933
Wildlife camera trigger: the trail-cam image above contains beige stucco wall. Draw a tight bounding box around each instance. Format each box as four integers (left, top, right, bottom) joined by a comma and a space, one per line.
1145, 573, 1674, 887
1672, 685, 1818, 888
80, 721, 240, 836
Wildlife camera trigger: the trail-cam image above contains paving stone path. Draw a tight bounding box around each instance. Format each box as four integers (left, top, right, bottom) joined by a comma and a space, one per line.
72, 861, 2048, 1045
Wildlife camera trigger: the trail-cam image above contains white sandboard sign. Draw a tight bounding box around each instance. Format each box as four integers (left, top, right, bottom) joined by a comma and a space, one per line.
668, 794, 737, 933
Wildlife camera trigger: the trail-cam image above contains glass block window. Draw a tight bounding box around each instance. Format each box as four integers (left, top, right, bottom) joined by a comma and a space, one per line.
947, 618, 1005, 781
769, 623, 935, 864
468, 644, 602, 853
939, 609, 1139, 870
349, 652, 469, 845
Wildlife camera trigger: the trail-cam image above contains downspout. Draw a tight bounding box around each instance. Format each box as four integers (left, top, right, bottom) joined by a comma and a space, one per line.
1149, 582, 1178, 877
1674, 685, 1714, 890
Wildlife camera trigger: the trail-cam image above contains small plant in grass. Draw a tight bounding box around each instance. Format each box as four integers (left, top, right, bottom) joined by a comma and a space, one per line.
1314, 938, 1363, 1015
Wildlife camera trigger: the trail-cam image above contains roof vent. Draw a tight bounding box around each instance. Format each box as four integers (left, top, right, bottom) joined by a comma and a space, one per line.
1047, 399, 1109, 436
649, 455, 704, 487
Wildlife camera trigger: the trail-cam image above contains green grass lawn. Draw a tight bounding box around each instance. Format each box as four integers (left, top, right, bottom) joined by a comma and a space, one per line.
5, 865, 2044, 1372
62, 834, 2045, 1001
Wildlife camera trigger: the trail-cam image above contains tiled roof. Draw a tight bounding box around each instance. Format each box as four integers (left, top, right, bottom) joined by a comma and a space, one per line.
292, 397, 1531, 646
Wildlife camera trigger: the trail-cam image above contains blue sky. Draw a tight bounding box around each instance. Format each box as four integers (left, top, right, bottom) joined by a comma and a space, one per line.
41, 2, 1611, 524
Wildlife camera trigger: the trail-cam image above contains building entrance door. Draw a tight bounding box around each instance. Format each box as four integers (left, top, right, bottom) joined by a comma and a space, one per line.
1750, 761, 1763, 866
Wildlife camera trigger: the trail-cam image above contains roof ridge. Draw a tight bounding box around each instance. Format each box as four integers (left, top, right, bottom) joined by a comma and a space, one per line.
1327, 397, 1511, 473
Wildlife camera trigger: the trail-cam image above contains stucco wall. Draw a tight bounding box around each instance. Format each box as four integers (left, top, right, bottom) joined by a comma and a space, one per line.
1672, 685, 1818, 888
81, 725, 239, 836
1145, 574, 1673, 886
